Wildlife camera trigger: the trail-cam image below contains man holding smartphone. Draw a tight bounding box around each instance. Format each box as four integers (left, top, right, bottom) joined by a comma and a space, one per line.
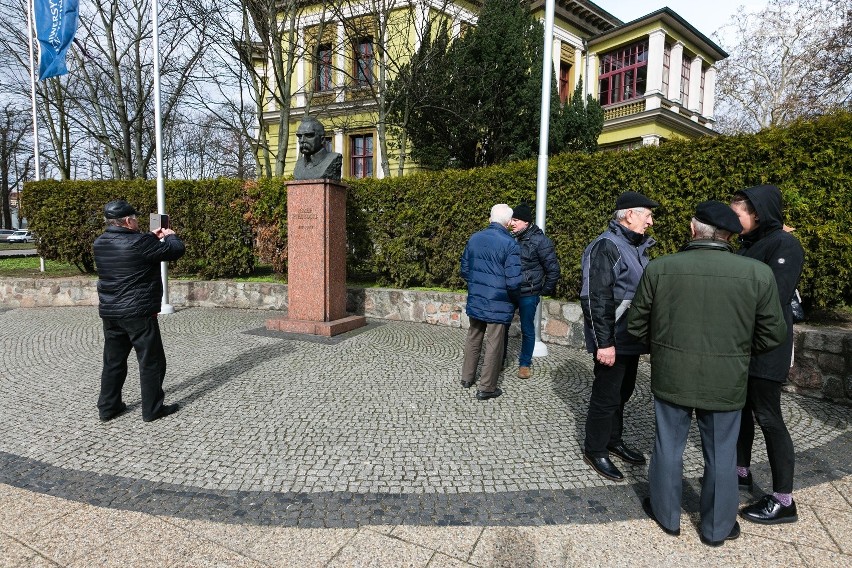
94, 199, 185, 422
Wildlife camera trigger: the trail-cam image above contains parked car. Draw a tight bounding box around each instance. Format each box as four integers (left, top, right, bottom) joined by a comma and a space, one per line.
0, 229, 15, 242
6, 230, 34, 243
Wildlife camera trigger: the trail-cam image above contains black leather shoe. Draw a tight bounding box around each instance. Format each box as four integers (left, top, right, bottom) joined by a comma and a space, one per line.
99, 402, 128, 422
740, 495, 798, 524
700, 521, 741, 547
642, 497, 680, 536
461, 380, 474, 389
143, 403, 180, 422
583, 453, 624, 481
607, 443, 646, 465
475, 388, 502, 400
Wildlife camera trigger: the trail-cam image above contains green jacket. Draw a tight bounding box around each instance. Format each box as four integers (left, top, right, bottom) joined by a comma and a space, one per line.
627, 239, 787, 411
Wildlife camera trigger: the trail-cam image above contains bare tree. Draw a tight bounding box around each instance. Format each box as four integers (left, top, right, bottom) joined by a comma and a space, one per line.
714, 0, 852, 133
0, 104, 32, 229
313, 0, 457, 177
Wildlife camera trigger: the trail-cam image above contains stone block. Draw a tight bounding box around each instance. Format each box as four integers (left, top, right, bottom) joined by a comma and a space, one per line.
802, 330, 845, 354
817, 353, 846, 374
789, 356, 824, 390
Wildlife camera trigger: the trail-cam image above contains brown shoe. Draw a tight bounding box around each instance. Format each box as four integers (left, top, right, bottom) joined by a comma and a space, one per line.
518, 366, 531, 379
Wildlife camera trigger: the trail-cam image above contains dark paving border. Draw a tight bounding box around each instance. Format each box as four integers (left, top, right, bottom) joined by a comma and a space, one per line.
2, 430, 848, 528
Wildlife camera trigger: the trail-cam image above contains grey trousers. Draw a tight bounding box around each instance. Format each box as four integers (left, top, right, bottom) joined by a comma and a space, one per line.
461, 317, 507, 392
649, 397, 741, 542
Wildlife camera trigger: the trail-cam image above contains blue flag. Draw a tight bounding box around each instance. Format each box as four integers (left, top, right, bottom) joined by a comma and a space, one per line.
34, 0, 79, 80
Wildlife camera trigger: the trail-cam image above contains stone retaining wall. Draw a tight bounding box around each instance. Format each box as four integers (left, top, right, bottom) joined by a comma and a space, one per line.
3, 277, 849, 403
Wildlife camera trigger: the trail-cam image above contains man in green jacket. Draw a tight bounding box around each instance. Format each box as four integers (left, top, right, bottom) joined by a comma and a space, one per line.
627, 201, 786, 547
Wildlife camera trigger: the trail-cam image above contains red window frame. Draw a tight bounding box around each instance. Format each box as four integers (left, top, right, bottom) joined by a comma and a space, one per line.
350, 134, 373, 178
354, 38, 374, 87
559, 62, 572, 103
680, 55, 691, 101
598, 40, 648, 106
315, 44, 333, 92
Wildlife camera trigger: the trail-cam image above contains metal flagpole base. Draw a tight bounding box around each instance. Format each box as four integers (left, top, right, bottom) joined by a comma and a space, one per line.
533, 341, 549, 357
159, 304, 175, 315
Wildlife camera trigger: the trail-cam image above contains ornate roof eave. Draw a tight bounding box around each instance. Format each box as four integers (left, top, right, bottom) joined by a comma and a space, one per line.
588, 7, 728, 61
528, 0, 622, 36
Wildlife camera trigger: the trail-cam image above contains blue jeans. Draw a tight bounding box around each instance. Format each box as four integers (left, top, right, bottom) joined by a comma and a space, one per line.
517, 295, 540, 367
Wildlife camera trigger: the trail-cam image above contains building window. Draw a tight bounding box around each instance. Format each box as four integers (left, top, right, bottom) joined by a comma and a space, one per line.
559, 62, 572, 103
598, 40, 648, 106
323, 137, 333, 153
350, 134, 373, 178
699, 67, 706, 113
680, 55, 691, 102
661, 43, 671, 96
315, 43, 333, 92
354, 38, 374, 87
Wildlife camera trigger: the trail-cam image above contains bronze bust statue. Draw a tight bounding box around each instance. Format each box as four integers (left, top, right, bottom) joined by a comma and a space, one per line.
293, 116, 343, 181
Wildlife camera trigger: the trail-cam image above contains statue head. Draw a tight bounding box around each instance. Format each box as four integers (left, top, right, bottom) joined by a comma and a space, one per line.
296, 116, 326, 157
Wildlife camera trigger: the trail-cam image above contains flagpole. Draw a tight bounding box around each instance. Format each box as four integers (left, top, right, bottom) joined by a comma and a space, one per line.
532, 0, 555, 358
28, 0, 46, 271
151, 0, 173, 314
27, 0, 41, 180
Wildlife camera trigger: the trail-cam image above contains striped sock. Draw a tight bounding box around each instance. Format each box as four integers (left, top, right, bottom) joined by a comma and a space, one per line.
737, 466, 749, 478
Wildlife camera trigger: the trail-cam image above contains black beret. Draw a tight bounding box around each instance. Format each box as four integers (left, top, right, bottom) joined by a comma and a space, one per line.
694, 200, 743, 233
512, 203, 533, 223
104, 200, 141, 219
614, 191, 659, 211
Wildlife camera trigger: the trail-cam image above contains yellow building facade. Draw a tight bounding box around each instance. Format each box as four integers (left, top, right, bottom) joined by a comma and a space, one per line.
257, 1, 726, 177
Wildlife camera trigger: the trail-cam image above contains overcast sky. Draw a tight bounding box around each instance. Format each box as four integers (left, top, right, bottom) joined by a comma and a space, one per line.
593, 1, 768, 40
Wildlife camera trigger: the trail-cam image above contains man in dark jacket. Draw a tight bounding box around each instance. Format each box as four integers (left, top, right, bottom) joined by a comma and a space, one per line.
580, 191, 657, 481
509, 203, 560, 379
628, 201, 786, 547
94, 200, 186, 422
731, 185, 805, 525
460, 204, 523, 401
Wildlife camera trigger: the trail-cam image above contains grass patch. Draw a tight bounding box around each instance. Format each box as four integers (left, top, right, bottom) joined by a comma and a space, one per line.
0, 257, 88, 278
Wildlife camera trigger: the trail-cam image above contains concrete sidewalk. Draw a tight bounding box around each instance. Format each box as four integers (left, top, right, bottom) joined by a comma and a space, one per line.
1, 306, 849, 567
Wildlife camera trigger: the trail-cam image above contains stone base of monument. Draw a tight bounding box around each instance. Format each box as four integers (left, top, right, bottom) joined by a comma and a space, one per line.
263, 178, 367, 338
266, 314, 366, 337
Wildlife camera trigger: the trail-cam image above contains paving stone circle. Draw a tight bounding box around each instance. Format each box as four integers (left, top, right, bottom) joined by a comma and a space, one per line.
2, 307, 848, 527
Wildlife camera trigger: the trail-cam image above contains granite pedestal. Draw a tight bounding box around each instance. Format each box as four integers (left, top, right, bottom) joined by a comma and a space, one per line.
266, 179, 366, 336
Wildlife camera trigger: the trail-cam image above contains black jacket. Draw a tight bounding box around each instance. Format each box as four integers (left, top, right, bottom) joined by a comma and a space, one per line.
94, 226, 186, 319
580, 221, 655, 355
514, 224, 561, 297
737, 185, 804, 382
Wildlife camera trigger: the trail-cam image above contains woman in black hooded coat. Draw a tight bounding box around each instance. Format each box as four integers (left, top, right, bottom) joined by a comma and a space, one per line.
730, 184, 804, 525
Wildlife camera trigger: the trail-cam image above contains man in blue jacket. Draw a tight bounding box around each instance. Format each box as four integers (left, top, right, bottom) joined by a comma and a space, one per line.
94, 200, 186, 422
460, 204, 523, 400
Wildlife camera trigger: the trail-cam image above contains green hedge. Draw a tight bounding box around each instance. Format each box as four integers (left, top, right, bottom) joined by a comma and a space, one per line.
21, 178, 255, 279
21, 111, 852, 308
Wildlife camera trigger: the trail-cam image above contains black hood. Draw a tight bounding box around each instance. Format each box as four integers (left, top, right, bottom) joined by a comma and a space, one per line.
740, 184, 784, 240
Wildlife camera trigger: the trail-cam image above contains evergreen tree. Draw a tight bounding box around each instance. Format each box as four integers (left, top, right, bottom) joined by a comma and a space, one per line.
555, 78, 603, 153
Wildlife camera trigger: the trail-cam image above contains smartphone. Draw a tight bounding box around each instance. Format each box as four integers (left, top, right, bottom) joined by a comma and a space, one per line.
149, 213, 170, 231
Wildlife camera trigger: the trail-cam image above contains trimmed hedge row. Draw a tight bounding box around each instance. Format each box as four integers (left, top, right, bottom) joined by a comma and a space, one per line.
21, 178, 255, 279
21, 111, 852, 308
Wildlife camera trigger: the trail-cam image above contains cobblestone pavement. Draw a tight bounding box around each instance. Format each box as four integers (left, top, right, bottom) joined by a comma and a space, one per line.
1, 306, 850, 566
1, 306, 849, 522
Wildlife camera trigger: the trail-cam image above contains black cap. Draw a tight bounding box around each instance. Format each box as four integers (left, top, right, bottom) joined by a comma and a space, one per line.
615, 191, 659, 211
104, 200, 141, 219
512, 203, 533, 223
694, 200, 743, 233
